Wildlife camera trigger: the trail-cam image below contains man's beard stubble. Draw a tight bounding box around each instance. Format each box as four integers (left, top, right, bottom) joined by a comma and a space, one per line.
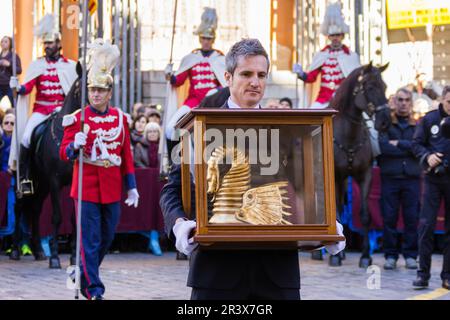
45, 46, 61, 59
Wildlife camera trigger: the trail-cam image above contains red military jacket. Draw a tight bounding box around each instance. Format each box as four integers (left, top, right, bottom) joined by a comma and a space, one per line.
303, 45, 349, 104
171, 49, 223, 108
60, 105, 136, 204
21, 56, 69, 115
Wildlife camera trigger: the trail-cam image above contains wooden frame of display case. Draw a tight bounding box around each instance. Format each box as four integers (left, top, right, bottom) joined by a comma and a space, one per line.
176, 109, 345, 246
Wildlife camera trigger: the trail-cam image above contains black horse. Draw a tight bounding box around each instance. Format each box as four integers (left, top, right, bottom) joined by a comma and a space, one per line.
329, 62, 391, 268
10, 64, 83, 269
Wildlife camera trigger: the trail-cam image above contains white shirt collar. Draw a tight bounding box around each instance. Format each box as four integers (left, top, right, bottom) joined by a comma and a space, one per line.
227, 97, 261, 109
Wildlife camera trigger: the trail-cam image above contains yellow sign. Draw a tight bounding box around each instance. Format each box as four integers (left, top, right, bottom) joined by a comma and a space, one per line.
386, 0, 450, 30
88, 0, 97, 16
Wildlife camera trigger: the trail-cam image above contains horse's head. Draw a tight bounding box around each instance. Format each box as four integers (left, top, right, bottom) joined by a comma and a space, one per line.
353, 62, 391, 132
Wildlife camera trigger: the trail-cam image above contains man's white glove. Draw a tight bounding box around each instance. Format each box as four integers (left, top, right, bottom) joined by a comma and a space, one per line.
292, 63, 304, 76
125, 188, 139, 208
325, 221, 346, 255
164, 63, 174, 77
172, 219, 198, 256
74, 132, 87, 150
9, 76, 21, 91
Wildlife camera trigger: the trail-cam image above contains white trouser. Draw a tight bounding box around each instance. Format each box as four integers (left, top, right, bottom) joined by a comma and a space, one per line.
21, 112, 49, 148
165, 105, 191, 141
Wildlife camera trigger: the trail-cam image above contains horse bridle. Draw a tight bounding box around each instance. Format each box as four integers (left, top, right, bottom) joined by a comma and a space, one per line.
353, 72, 390, 116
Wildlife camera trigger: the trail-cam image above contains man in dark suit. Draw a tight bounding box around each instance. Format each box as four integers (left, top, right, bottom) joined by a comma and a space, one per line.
160, 39, 343, 300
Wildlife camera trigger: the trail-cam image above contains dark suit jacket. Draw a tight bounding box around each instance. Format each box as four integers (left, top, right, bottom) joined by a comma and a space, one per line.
198, 87, 230, 108
378, 113, 420, 178
159, 102, 300, 290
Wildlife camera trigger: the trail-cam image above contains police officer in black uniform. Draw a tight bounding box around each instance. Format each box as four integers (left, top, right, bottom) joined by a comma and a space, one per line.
411, 86, 450, 290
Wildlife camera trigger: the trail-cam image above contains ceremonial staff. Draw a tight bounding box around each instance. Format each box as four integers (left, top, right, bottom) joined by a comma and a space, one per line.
75, 0, 89, 300
159, 0, 178, 177
168, 0, 178, 66
11, 0, 21, 194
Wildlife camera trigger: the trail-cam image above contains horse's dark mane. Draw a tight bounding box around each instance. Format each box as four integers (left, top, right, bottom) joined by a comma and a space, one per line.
52, 77, 82, 135
60, 78, 82, 117
329, 67, 362, 113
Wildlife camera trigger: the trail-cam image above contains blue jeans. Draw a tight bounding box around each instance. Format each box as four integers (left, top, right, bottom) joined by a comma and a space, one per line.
76, 201, 121, 299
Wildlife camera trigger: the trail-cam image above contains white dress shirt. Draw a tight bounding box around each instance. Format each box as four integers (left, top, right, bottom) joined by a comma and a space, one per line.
227, 97, 261, 109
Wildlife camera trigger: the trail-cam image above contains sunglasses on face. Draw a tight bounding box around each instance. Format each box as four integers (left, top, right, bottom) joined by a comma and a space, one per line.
3, 121, 14, 125
397, 98, 411, 102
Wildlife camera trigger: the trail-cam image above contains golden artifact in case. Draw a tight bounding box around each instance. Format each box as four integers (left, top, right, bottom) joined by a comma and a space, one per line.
176, 108, 345, 246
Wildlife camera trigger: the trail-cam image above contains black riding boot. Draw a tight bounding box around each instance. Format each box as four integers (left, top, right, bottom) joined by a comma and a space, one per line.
18, 145, 33, 196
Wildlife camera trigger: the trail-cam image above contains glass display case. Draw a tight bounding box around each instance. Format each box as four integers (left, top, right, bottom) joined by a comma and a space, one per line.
176, 108, 344, 247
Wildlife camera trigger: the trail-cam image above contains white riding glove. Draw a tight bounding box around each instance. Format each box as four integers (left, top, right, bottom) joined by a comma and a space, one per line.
292, 63, 304, 76
325, 221, 346, 255
172, 220, 198, 256
164, 63, 174, 76
74, 132, 87, 150
125, 188, 139, 208
9, 76, 21, 91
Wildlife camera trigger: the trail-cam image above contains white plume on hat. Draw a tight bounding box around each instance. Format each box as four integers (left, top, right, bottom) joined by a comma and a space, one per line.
34, 14, 60, 41
194, 7, 218, 38
87, 39, 120, 88
320, 2, 350, 36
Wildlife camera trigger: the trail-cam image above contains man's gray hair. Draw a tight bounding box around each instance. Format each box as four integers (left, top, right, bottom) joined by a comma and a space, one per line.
396, 87, 413, 98
225, 38, 270, 75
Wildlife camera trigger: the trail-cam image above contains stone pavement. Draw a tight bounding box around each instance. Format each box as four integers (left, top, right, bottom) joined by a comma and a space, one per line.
0, 251, 449, 300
